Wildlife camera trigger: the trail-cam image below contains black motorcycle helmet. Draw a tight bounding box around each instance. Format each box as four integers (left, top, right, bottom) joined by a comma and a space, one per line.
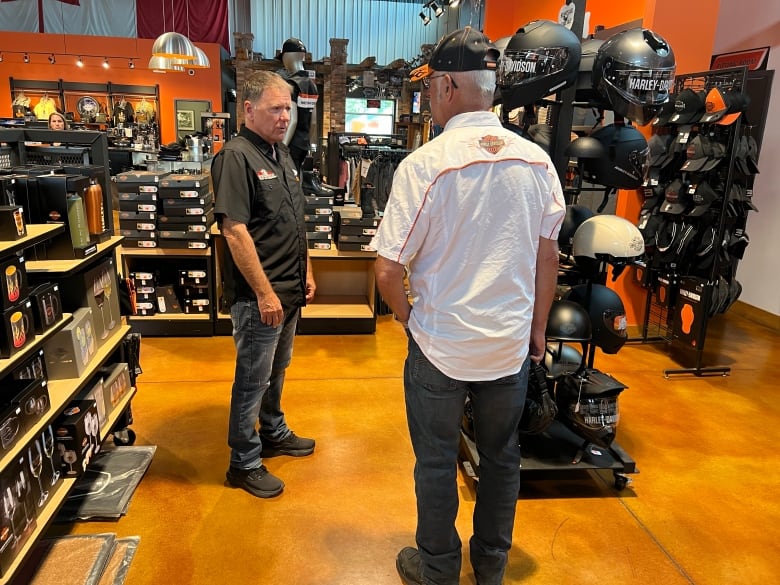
592, 28, 676, 126
498, 19, 582, 109
555, 369, 627, 448
546, 299, 592, 342
544, 342, 584, 379
581, 123, 650, 189
564, 284, 628, 354
558, 204, 596, 252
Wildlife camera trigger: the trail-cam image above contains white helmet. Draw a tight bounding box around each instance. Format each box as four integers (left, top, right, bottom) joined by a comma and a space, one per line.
572, 214, 644, 276
572, 214, 644, 259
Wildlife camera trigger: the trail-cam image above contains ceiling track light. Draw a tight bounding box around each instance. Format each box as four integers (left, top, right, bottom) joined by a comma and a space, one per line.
431, 2, 444, 17
419, 10, 431, 25
23, 53, 29, 63
48, 54, 56, 64
129, 59, 135, 69
103, 57, 110, 69
77, 56, 84, 67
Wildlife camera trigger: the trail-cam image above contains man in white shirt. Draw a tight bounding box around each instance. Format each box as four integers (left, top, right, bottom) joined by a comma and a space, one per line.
372, 26, 565, 585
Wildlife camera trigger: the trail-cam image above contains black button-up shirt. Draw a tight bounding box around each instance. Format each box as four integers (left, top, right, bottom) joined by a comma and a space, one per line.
213, 126, 308, 307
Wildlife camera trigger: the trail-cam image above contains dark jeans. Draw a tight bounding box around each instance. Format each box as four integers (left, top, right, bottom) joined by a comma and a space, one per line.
404, 334, 527, 585
227, 299, 299, 470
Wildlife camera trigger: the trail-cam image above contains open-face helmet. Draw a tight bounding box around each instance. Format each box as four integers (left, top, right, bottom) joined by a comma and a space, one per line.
564, 284, 628, 354
497, 19, 582, 109
592, 28, 676, 126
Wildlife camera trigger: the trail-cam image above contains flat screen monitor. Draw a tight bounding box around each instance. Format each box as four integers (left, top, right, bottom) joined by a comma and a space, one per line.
345, 98, 395, 135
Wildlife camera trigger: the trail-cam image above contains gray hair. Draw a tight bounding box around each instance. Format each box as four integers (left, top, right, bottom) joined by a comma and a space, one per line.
242, 71, 291, 105
450, 69, 496, 103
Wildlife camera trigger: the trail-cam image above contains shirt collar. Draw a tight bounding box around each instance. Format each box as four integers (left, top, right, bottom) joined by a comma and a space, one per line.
239, 125, 276, 160
443, 111, 501, 133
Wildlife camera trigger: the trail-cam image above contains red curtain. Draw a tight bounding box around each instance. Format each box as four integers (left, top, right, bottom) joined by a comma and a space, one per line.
136, 0, 229, 51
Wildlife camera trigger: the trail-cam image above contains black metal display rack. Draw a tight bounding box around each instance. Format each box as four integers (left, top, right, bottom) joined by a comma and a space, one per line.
634, 66, 759, 377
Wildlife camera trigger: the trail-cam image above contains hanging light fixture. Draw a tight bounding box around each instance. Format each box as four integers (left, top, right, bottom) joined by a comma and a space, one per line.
148, 55, 185, 73
151, 0, 196, 61
187, 45, 210, 69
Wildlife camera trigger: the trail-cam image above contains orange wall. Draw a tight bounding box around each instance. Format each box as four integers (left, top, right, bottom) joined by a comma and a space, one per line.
0, 32, 223, 144
484, 0, 644, 40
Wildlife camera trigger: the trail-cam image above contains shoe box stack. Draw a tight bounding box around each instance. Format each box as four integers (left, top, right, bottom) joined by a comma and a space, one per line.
178, 269, 210, 315
129, 270, 156, 317
157, 174, 214, 250
117, 172, 214, 251
336, 212, 380, 252
304, 193, 334, 251
116, 170, 170, 249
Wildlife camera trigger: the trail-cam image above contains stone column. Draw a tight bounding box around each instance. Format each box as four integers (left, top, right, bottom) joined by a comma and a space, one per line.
328, 38, 349, 133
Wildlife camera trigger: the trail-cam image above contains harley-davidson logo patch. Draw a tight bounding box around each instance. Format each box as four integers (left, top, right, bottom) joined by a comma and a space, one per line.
479, 135, 505, 154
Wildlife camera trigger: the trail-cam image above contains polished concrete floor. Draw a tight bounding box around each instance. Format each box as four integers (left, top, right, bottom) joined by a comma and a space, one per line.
47, 310, 779, 585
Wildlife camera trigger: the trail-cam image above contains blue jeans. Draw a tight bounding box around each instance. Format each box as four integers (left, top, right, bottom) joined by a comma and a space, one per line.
404, 334, 527, 585
228, 299, 298, 470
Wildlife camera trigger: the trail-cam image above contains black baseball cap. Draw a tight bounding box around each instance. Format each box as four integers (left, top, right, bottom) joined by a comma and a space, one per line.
668, 89, 706, 125
687, 180, 719, 217
679, 135, 710, 172
652, 97, 677, 126
411, 26, 499, 81
660, 178, 690, 214
276, 37, 307, 60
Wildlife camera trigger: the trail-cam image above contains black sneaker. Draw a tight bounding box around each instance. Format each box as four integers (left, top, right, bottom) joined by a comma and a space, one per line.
225, 465, 284, 498
396, 547, 424, 585
262, 432, 315, 457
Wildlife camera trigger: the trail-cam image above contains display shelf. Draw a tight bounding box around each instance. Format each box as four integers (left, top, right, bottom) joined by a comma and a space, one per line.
0, 324, 132, 472
118, 245, 210, 258
301, 295, 374, 319
299, 251, 377, 334
0, 312, 72, 375
0, 224, 65, 258
25, 236, 124, 276
99, 386, 137, 443
121, 245, 215, 336
458, 422, 637, 492
0, 477, 76, 585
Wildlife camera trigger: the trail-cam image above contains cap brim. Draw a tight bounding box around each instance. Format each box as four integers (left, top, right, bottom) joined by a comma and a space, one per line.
700, 110, 726, 124
661, 201, 686, 214
700, 158, 722, 172
717, 111, 741, 125
687, 204, 711, 217
680, 157, 709, 172
410, 63, 431, 82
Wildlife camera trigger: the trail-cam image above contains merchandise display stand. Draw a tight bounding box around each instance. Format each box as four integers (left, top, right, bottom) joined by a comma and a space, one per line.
459, 424, 636, 491
633, 67, 758, 377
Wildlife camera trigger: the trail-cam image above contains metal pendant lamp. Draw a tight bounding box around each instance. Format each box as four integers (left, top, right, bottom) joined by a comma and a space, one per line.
151, 0, 196, 61
152, 32, 196, 61
188, 45, 210, 69
148, 55, 186, 73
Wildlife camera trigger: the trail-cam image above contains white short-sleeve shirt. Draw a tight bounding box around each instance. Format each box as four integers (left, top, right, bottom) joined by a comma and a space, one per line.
371, 111, 565, 381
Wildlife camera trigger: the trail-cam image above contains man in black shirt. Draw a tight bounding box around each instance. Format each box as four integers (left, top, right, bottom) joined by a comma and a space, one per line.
213, 70, 316, 499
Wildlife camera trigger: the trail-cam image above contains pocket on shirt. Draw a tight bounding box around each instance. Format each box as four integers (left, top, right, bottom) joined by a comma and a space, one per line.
253, 178, 283, 219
